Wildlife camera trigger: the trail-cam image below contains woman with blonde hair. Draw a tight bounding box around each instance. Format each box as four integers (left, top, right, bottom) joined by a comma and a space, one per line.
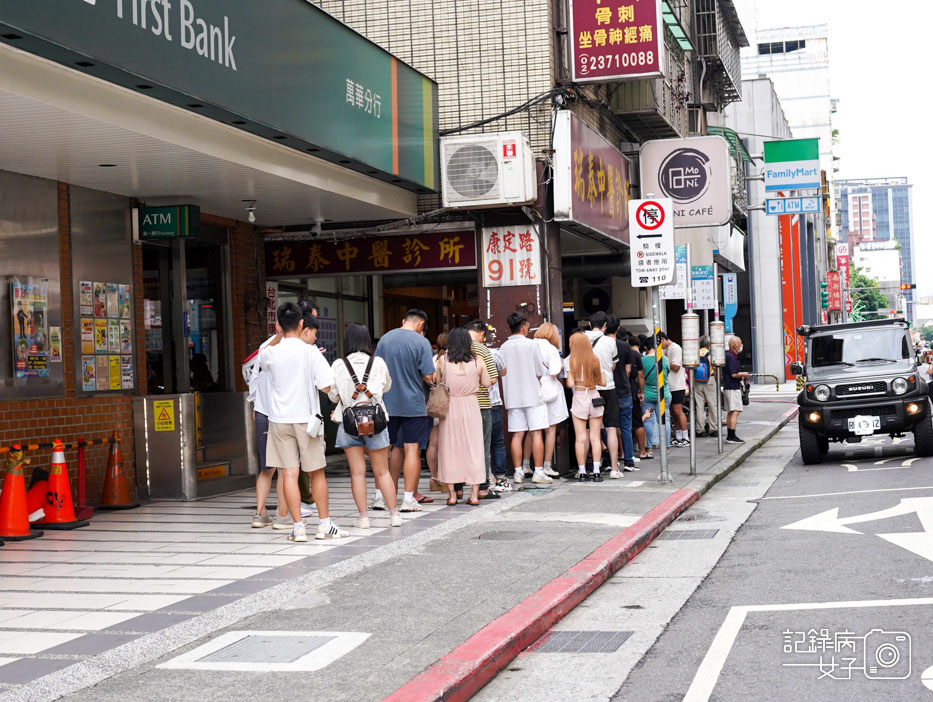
565, 330, 607, 482
534, 322, 568, 477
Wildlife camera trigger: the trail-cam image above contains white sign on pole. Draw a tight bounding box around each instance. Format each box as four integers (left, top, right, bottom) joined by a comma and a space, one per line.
481, 226, 542, 288
692, 265, 715, 309
628, 198, 675, 287
659, 245, 687, 300
639, 136, 732, 228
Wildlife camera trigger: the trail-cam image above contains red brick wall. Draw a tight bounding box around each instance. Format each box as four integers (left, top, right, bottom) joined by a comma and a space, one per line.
0, 183, 136, 506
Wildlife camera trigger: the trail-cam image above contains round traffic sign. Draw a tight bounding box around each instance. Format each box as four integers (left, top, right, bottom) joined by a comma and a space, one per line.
636, 201, 665, 230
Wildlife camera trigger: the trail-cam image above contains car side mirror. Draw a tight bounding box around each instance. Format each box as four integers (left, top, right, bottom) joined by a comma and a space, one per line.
790, 362, 804, 376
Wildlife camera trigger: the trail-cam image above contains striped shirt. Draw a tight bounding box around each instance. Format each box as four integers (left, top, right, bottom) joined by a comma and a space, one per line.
473, 342, 499, 410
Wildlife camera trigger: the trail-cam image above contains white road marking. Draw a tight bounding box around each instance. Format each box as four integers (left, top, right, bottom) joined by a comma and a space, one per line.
761, 485, 933, 500
904, 457, 922, 467
874, 457, 899, 465
684, 598, 933, 702
781, 499, 921, 534
491, 511, 641, 528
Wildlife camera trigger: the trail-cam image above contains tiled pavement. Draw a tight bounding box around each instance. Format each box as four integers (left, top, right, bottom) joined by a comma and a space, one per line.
0, 468, 454, 686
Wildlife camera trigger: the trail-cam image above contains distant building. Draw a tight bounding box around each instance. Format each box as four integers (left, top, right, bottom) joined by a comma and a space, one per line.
836, 177, 915, 320
852, 239, 902, 314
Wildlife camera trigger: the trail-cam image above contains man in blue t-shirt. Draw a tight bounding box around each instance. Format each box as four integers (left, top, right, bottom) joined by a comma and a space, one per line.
375, 309, 436, 512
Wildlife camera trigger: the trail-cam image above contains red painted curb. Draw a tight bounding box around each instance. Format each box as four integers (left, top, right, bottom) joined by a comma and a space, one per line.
383, 488, 700, 702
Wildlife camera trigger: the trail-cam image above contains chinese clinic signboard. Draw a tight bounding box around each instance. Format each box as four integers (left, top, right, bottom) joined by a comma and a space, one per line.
763, 139, 820, 192
569, 0, 663, 82
266, 231, 475, 278
639, 136, 732, 227
482, 227, 542, 288
553, 111, 632, 244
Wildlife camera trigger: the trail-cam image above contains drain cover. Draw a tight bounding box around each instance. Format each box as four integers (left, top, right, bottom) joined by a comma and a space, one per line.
657, 529, 719, 540
159, 631, 370, 672
531, 630, 632, 653
198, 634, 334, 664
477, 531, 537, 541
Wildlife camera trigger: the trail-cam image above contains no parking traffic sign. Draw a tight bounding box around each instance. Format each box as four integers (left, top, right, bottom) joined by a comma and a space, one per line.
629, 198, 674, 287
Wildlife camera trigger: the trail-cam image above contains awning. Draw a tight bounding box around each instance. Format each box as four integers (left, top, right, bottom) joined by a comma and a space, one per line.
707, 126, 752, 164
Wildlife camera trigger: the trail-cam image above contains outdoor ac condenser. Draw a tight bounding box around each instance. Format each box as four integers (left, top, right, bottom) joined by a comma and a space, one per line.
440, 132, 537, 209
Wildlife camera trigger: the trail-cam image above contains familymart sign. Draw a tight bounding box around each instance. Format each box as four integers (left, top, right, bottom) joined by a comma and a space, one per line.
763, 138, 820, 192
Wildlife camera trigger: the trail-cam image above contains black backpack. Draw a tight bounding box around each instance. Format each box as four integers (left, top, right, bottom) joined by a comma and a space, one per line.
340, 356, 388, 437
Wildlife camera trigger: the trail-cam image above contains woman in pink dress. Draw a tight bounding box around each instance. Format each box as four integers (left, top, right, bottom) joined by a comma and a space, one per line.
436, 327, 494, 505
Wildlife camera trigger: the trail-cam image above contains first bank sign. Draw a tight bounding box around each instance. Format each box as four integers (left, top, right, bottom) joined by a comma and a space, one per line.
79, 0, 237, 70
763, 138, 820, 192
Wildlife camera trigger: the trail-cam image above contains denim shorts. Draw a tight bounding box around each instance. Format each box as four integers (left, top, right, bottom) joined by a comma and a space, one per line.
335, 424, 391, 450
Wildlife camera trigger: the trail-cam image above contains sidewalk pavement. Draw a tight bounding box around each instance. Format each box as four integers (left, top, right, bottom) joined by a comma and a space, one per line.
0, 398, 798, 702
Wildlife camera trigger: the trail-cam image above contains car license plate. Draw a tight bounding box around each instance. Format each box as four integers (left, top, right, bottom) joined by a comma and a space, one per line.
848, 415, 881, 436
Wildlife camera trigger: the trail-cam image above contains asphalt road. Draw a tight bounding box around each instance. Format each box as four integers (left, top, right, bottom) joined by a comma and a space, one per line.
615, 423, 933, 701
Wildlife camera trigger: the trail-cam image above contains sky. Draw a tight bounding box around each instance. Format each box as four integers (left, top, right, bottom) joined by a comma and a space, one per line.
732, 0, 933, 298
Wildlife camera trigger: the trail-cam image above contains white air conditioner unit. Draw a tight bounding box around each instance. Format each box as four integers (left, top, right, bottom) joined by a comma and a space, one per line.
440, 132, 537, 209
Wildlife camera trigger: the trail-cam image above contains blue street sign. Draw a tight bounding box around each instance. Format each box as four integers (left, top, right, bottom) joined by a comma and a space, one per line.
765, 197, 820, 215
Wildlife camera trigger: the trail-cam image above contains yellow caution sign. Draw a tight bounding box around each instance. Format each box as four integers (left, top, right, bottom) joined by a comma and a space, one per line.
153, 400, 176, 432
197, 464, 229, 481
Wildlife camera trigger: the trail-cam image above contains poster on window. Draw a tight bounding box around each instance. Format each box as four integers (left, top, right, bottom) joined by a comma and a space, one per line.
120, 320, 132, 354
106, 283, 119, 318
80, 318, 94, 354
119, 284, 131, 318
108, 355, 121, 391
79, 281, 94, 316
49, 327, 62, 362
95, 355, 109, 391
94, 282, 107, 317
107, 319, 120, 354
80, 355, 95, 391
94, 319, 108, 354
121, 356, 134, 390
10, 276, 50, 379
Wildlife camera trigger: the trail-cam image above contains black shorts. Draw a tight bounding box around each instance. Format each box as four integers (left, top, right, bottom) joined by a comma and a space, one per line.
388, 416, 432, 449
631, 393, 644, 429
599, 389, 620, 428
670, 389, 686, 407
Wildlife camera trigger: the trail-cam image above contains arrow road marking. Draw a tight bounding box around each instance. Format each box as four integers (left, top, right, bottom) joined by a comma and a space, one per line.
843, 457, 920, 472
880, 500, 933, 564
782, 498, 923, 534
875, 457, 899, 465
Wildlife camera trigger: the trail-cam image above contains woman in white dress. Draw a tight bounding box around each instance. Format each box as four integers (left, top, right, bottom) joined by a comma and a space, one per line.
534, 322, 569, 478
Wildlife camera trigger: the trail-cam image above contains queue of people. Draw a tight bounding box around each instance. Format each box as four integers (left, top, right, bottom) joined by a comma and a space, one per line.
245, 304, 750, 542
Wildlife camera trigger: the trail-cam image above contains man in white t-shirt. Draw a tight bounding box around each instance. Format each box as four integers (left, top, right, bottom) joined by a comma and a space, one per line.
498, 312, 550, 485
260, 303, 340, 543
660, 331, 689, 447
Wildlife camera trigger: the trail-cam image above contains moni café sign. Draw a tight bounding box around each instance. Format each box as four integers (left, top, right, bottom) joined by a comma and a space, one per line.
763, 138, 820, 192
0, 0, 439, 191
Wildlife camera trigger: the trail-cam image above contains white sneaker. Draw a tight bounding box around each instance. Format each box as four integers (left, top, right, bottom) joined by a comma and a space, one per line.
287, 522, 308, 542
609, 470, 623, 479
622, 464, 640, 472
513, 468, 524, 484
543, 467, 560, 478
315, 522, 349, 540
272, 515, 294, 530
390, 513, 404, 527
632, 456, 641, 464
370, 493, 387, 511
300, 502, 315, 518
354, 516, 371, 529
399, 497, 422, 512
492, 478, 513, 492
251, 511, 273, 528
531, 469, 553, 485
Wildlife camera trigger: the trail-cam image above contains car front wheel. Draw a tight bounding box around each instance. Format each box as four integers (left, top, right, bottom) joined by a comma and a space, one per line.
799, 423, 823, 465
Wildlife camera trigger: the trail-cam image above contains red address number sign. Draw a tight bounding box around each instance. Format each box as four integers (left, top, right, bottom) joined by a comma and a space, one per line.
482, 226, 542, 288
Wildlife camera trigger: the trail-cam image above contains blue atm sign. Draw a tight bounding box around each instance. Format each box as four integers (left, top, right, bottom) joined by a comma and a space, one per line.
765, 197, 820, 216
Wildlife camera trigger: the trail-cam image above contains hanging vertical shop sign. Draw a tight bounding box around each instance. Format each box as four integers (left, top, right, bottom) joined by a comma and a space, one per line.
482, 226, 542, 288
10, 276, 50, 379
763, 139, 821, 191
265, 282, 279, 337
836, 243, 852, 314
827, 270, 842, 312
553, 111, 632, 244
779, 215, 805, 379
569, 0, 663, 82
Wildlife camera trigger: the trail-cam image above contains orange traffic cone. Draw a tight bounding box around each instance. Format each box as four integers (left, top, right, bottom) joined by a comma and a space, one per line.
99, 432, 138, 510
35, 440, 89, 530
25, 467, 47, 523
0, 445, 41, 541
